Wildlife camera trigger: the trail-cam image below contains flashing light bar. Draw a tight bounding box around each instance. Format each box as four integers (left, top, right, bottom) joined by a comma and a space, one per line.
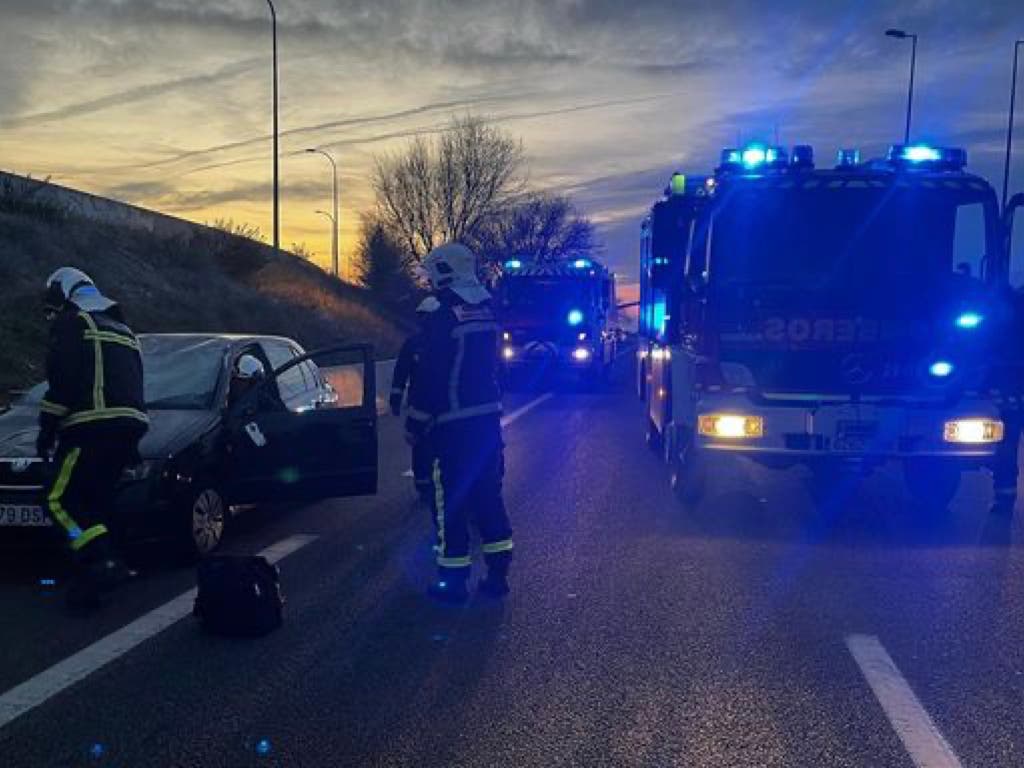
955, 311, 983, 330
720, 143, 789, 172
929, 360, 955, 378
888, 144, 967, 169
836, 148, 861, 167
572, 258, 592, 269
791, 145, 815, 167
504, 259, 523, 270
567, 309, 584, 326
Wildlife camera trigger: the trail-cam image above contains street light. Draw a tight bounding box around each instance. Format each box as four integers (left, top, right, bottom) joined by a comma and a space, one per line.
1002, 40, 1024, 210
266, 0, 280, 257
885, 28, 918, 144
305, 148, 340, 278
314, 210, 336, 266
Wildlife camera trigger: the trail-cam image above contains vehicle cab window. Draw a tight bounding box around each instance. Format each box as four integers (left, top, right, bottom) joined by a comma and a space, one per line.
262, 341, 321, 412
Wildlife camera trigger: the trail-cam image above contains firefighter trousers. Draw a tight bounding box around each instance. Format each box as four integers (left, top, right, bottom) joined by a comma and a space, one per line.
430, 414, 513, 579
45, 430, 140, 566
993, 408, 1023, 507
412, 431, 435, 505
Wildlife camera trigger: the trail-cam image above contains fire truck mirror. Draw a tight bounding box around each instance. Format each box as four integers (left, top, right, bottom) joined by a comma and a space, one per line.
1008, 193, 1024, 290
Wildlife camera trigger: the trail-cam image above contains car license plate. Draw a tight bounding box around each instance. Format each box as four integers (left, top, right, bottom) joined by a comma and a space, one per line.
0, 504, 52, 527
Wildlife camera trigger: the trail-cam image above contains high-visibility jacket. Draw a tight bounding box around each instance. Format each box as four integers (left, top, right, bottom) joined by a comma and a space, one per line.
39, 304, 148, 442
405, 290, 502, 436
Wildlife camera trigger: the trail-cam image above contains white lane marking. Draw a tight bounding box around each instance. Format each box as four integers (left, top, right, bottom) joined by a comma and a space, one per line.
846, 634, 963, 768
501, 393, 553, 428
0, 533, 319, 731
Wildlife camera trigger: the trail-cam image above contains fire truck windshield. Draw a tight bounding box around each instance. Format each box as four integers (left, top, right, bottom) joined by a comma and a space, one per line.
710, 183, 992, 291
501, 277, 593, 310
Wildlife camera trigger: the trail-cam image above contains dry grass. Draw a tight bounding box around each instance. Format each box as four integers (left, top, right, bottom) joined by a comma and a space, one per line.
0, 208, 411, 401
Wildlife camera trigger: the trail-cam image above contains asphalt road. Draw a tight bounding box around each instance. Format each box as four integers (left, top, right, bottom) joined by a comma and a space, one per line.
2, 366, 1024, 767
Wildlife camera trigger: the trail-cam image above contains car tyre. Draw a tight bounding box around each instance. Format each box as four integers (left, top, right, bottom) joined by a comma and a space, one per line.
181, 486, 226, 558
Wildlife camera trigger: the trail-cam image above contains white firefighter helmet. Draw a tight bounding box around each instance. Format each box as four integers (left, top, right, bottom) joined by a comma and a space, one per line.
44, 267, 116, 314
234, 354, 266, 380
422, 243, 490, 304
415, 296, 441, 314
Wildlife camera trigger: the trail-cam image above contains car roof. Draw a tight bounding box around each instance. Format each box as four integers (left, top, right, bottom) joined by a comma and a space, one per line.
137, 332, 299, 347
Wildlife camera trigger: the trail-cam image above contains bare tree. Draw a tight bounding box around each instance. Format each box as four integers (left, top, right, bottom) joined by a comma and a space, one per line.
372, 115, 525, 260
477, 193, 598, 264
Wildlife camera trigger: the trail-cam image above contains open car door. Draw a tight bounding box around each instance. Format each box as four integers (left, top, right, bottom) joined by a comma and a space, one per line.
228, 344, 378, 504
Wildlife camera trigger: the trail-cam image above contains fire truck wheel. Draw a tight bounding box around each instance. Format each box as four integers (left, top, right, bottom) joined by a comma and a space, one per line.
903, 459, 961, 511
671, 444, 707, 507
645, 418, 663, 452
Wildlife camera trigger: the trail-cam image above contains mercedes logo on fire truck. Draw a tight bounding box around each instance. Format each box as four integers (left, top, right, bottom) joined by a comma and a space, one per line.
840, 353, 873, 385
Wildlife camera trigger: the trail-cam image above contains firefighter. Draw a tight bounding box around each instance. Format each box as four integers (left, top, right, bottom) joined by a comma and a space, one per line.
406, 243, 513, 602
37, 268, 148, 612
390, 297, 441, 507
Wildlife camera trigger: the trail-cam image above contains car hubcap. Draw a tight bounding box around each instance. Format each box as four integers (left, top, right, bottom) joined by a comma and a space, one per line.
192, 489, 224, 554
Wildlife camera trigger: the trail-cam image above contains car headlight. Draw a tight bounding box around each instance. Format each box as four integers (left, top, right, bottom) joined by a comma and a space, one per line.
572, 347, 592, 362
943, 419, 1003, 444
698, 413, 764, 439
121, 460, 162, 483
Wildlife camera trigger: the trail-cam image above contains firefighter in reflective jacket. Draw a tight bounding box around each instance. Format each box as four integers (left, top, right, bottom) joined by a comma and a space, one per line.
37, 268, 149, 611
390, 297, 441, 507
406, 243, 513, 602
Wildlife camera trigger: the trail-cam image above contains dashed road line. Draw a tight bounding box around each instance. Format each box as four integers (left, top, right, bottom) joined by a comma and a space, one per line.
0, 533, 319, 731
846, 634, 963, 768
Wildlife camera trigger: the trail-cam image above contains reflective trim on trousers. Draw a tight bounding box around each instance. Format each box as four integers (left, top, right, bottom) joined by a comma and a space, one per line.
435, 402, 503, 425
71, 524, 108, 552
482, 539, 514, 555
61, 408, 149, 429
40, 399, 69, 417
433, 459, 447, 561
438, 556, 472, 568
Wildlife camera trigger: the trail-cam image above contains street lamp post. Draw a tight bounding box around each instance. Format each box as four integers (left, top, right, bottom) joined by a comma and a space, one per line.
315, 208, 336, 262
1002, 40, 1024, 210
305, 148, 340, 278
885, 29, 918, 144
266, 0, 280, 257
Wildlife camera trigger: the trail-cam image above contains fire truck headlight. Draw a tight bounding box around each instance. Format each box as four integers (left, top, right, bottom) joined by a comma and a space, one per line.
929, 360, 954, 378
502, 331, 511, 341
698, 413, 764, 439
567, 309, 584, 326
955, 312, 983, 329
502, 346, 515, 360
944, 418, 1004, 444
572, 347, 592, 362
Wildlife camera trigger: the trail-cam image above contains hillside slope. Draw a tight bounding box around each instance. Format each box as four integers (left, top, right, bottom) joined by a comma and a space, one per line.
0, 205, 410, 399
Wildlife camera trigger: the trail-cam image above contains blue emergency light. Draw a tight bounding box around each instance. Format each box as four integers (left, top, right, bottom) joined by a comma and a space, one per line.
504, 259, 523, 270
888, 144, 967, 170
955, 311, 983, 329
567, 309, 584, 326
720, 143, 788, 172
573, 258, 592, 269
837, 148, 861, 167
929, 360, 954, 378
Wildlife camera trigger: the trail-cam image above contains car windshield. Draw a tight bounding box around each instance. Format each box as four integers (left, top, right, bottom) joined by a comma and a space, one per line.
140, 337, 227, 410
711, 183, 992, 291
17, 337, 227, 411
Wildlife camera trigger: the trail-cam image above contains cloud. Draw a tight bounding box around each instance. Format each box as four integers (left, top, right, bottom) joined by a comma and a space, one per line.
2, 58, 263, 129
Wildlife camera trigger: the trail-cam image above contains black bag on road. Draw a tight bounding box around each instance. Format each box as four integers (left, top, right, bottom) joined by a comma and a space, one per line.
194, 555, 284, 637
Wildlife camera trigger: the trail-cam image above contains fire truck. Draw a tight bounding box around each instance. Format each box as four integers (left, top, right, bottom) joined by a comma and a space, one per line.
639, 143, 1013, 509
496, 258, 621, 383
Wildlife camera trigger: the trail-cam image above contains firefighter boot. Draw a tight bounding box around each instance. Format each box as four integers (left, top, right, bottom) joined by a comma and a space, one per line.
427, 569, 470, 604
479, 553, 511, 598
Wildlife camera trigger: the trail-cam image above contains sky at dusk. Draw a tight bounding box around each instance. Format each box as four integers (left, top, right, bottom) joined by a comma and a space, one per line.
1, 0, 1022, 283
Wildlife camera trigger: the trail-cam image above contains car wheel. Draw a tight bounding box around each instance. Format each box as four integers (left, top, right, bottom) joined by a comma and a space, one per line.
903, 459, 961, 512
183, 487, 226, 557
